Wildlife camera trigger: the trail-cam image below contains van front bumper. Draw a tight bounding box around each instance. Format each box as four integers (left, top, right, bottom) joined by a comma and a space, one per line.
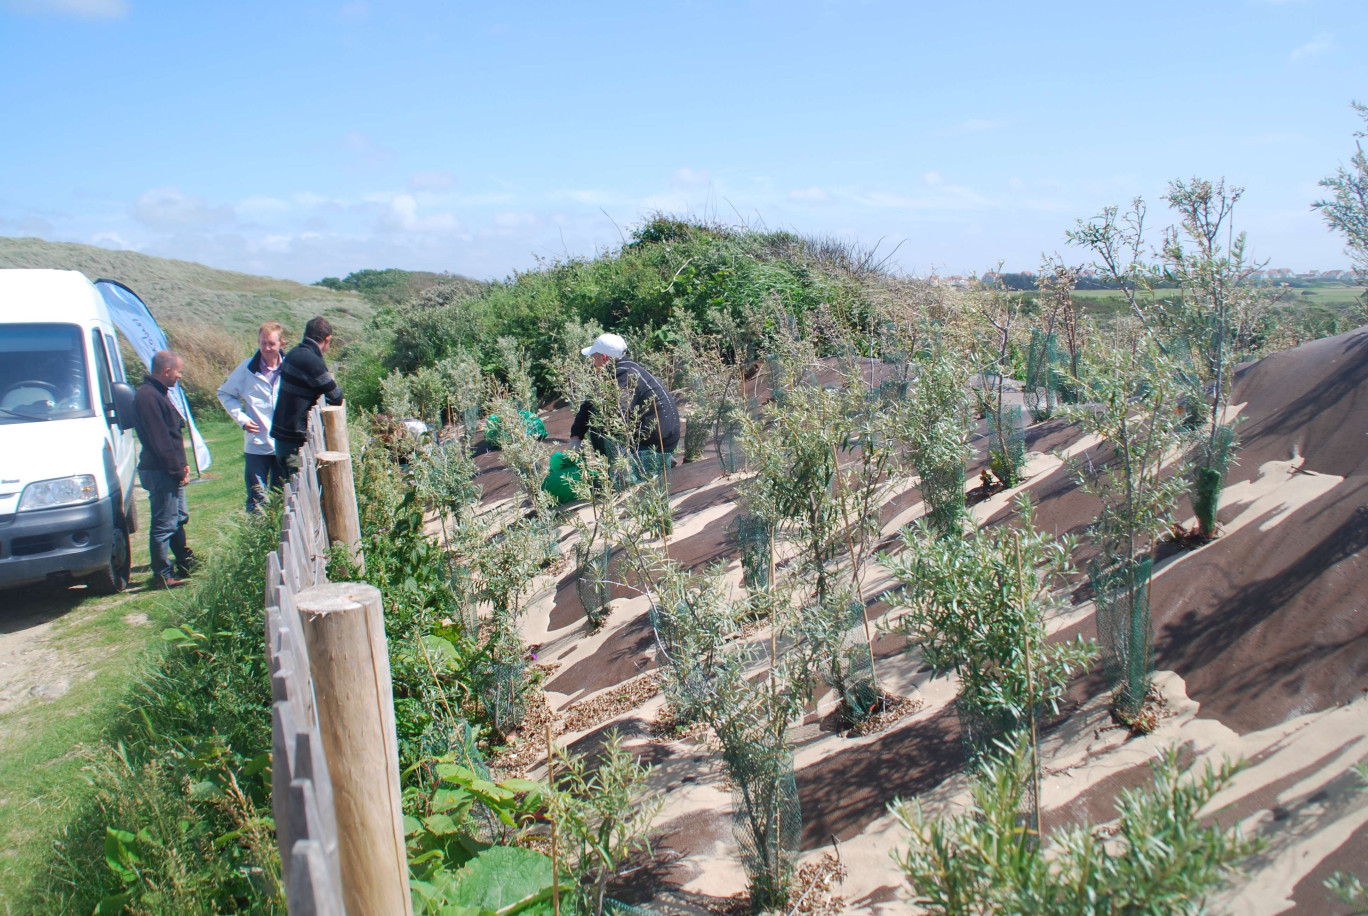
0, 497, 115, 590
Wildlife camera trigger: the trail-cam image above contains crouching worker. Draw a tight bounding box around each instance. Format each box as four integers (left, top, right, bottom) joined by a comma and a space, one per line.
568, 333, 679, 481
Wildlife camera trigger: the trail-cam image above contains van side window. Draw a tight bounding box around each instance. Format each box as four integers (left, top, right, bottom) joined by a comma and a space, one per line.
91, 329, 115, 421
105, 333, 125, 383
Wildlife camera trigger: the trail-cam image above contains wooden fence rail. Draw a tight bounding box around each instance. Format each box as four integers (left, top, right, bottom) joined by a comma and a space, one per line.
263, 401, 411, 916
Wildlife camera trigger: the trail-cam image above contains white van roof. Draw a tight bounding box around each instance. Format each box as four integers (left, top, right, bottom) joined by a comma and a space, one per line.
0, 269, 108, 326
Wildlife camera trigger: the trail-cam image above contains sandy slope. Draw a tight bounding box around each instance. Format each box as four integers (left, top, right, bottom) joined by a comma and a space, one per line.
463, 328, 1368, 914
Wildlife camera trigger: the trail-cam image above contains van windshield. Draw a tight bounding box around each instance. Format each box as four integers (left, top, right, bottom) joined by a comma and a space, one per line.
0, 324, 94, 423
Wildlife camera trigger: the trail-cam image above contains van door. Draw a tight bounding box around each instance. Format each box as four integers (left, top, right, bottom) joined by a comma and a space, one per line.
91, 327, 137, 519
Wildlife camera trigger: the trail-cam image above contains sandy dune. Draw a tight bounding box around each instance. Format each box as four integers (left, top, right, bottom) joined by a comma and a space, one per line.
463, 327, 1368, 914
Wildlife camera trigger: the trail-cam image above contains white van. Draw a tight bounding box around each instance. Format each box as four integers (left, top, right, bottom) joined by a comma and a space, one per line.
0, 269, 140, 593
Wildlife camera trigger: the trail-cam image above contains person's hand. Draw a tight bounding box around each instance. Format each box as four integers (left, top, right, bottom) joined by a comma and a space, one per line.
568, 437, 581, 451
181, 467, 190, 485
242, 418, 261, 433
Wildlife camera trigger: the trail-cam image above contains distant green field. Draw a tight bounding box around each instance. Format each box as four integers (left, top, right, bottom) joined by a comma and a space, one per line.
1023, 283, 1365, 321
0, 236, 374, 340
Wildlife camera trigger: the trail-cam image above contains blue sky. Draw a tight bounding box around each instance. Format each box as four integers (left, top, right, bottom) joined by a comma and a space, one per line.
2, 0, 1365, 283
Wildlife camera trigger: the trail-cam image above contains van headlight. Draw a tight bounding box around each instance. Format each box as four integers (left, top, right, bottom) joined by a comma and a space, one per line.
17, 475, 98, 511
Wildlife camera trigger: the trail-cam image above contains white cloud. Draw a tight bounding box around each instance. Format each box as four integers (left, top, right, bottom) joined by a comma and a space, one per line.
550, 189, 620, 206
380, 193, 460, 233
342, 130, 395, 171
671, 167, 711, 187
935, 118, 1005, 137
89, 231, 134, 250
923, 171, 944, 186
1289, 32, 1333, 61
493, 212, 538, 229
788, 187, 829, 202
133, 186, 234, 230
2, 0, 128, 19
236, 195, 291, 218
409, 169, 457, 192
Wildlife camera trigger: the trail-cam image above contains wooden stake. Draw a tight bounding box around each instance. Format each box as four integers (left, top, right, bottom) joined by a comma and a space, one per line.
297, 582, 412, 916
317, 450, 364, 574
322, 403, 349, 453
546, 718, 560, 916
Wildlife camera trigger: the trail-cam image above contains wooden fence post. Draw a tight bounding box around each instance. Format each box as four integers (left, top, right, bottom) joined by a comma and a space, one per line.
297, 582, 412, 916
317, 450, 364, 574
322, 403, 349, 454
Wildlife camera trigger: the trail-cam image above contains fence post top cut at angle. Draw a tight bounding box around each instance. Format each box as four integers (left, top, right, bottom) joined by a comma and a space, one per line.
264, 400, 412, 916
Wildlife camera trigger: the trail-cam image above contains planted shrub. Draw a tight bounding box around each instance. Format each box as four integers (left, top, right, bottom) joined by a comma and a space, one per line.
894, 348, 974, 538
1064, 329, 1188, 721
551, 730, 663, 916
893, 739, 1260, 915
884, 501, 1094, 801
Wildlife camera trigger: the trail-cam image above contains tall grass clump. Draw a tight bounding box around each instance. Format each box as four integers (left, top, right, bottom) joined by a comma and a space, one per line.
31, 508, 284, 915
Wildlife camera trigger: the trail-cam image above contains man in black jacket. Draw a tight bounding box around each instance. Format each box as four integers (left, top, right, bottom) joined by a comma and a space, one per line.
270, 317, 344, 473
133, 350, 194, 588
568, 333, 679, 472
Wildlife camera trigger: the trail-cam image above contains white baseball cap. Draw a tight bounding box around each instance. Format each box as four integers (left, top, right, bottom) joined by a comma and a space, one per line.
582, 332, 627, 359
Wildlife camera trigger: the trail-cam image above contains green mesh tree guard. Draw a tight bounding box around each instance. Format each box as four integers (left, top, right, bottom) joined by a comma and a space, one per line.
1089, 556, 1155, 718
529, 518, 562, 565
482, 410, 547, 448
717, 420, 746, 473
461, 405, 480, 441
988, 405, 1026, 486
604, 899, 658, 916
1191, 423, 1237, 537
918, 465, 968, 538
766, 354, 789, 407
479, 660, 528, 737
1025, 330, 1062, 421
725, 747, 801, 910
819, 601, 879, 723
632, 450, 673, 537
575, 544, 613, 625
683, 415, 709, 462
734, 515, 772, 589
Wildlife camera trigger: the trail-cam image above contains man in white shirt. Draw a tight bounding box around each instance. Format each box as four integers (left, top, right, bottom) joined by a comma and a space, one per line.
217, 321, 285, 512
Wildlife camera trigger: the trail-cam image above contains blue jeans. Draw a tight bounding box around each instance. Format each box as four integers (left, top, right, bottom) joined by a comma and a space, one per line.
139, 468, 189, 580
274, 437, 304, 476
244, 452, 284, 513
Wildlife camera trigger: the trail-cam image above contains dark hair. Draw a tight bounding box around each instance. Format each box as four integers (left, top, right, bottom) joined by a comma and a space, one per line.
150, 349, 181, 375
303, 317, 333, 343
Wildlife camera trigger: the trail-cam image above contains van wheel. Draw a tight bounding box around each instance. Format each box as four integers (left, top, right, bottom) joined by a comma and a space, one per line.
88, 525, 130, 595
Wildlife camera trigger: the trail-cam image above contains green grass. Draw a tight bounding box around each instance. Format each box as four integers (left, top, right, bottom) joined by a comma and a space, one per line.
0, 236, 375, 340
0, 415, 248, 913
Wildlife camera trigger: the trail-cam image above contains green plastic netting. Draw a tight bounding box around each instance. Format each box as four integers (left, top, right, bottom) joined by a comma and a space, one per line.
1090, 556, 1154, 718
683, 414, 709, 461
717, 420, 746, 473
734, 515, 772, 590
988, 405, 1026, 485
1191, 424, 1237, 537
479, 660, 528, 737
918, 465, 968, 538
575, 543, 613, 625
725, 746, 801, 910
1025, 330, 1062, 421
461, 405, 480, 441
483, 410, 547, 448
821, 600, 879, 722
766, 354, 789, 407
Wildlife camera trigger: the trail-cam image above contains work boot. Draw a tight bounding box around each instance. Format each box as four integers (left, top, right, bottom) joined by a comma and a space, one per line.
153, 575, 188, 589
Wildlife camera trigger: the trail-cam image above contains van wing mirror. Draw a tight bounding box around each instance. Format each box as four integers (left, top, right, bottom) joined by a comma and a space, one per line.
112, 382, 137, 430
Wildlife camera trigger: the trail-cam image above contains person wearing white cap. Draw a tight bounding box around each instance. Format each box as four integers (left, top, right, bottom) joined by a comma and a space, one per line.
568, 333, 679, 466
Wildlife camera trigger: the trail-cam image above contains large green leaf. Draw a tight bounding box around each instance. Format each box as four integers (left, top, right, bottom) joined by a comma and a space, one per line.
446, 846, 556, 915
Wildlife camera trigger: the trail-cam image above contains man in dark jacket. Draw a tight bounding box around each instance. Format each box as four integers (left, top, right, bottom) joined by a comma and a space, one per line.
270, 317, 344, 473
568, 333, 679, 471
134, 350, 194, 588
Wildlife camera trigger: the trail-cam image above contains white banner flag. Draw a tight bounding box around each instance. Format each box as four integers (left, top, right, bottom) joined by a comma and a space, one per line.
94, 279, 213, 472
